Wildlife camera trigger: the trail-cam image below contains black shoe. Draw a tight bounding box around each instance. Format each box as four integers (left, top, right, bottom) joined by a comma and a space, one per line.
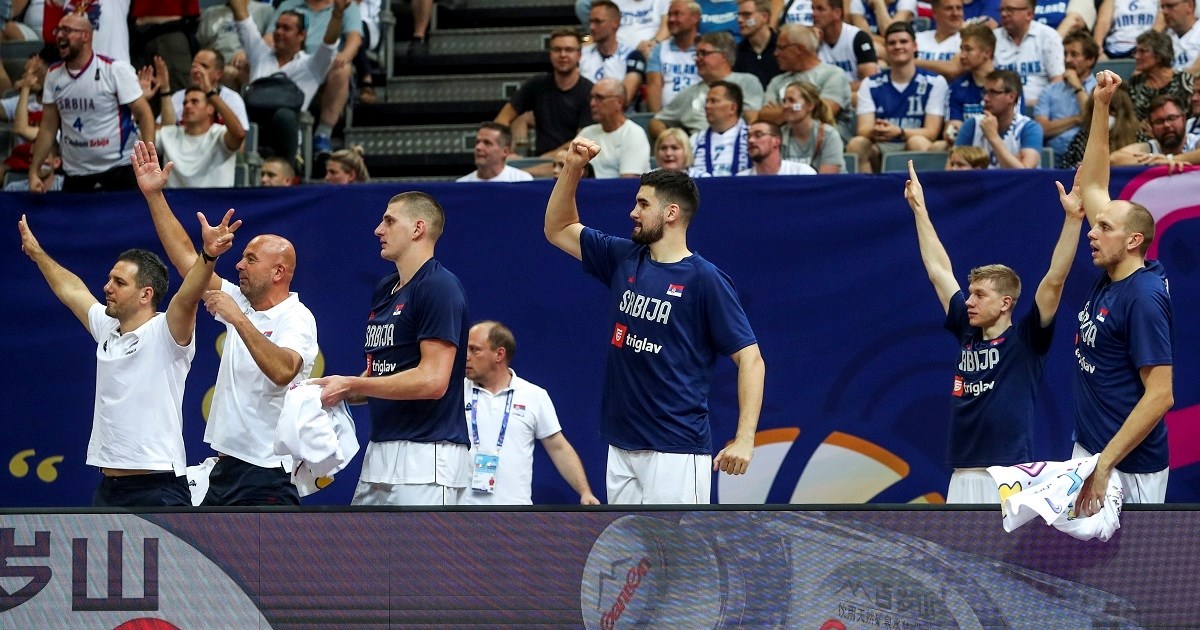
407, 37, 429, 58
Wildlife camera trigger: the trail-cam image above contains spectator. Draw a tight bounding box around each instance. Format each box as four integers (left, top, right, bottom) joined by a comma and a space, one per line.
260, 155, 299, 186
955, 69, 1043, 168
733, 0, 780, 88
573, 0, 671, 56
130, 0, 201, 94
992, 0, 1064, 106
688, 80, 752, 176
353, 0, 383, 103
233, 0, 339, 167
1093, 0, 1158, 59
961, 0, 1001, 25
779, 80, 845, 172
1034, 31, 1097, 165
780, 0, 816, 25
945, 144, 989, 168
814, 0, 878, 91
1, 53, 46, 178
649, 31, 764, 138
457, 122, 534, 183
168, 49, 250, 130
265, 0, 363, 154
647, 0, 702, 111
151, 58, 246, 188
916, 0, 965, 63
405, 0, 432, 56
738, 120, 817, 173
1111, 94, 1199, 165
579, 78, 652, 177
4, 142, 63, 191
28, 13, 154, 192
847, 22, 948, 173
324, 146, 369, 183
654, 126, 694, 169
1059, 86, 1146, 168
943, 23, 996, 146
1191, 73, 1200, 123
1164, 0, 1199, 74
580, 0, 646, 104
196, 0, 274, 90
761, 24, 853, 140
1126, 30, 1194, 120
854, 0, 918, 37
495, 28, 593, 161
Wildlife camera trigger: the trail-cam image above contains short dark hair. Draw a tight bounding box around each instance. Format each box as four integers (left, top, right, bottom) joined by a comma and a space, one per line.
477, 320, 517, 363
884, 21, 916, 41
549, 27, 584, 46
986, 69, 1024, 100
117, 249, 170, 309
592, 0, 621, 20
640, 169, 700, 223
708, 79, 744, 116
279, 10, 308, 32
479, 121, 514, 148
1062, 31, 1098, 63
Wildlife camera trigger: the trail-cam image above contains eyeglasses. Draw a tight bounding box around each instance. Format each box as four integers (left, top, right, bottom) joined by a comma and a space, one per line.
550, 46, 580, 54
589, 94, 619, 101
776, 43, 803, 50
1150, 113, 1183, 126
52, 26, 88, 36
1160, 1, 1185, 8
694, 49, 721, 58
983, 88, 1013, 97
998, 6, 1030, 13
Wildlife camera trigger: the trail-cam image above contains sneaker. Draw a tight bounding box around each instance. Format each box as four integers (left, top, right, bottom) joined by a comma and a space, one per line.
407, 37, 429, 58
358, 85, 378, 105
312, 134, 333, 156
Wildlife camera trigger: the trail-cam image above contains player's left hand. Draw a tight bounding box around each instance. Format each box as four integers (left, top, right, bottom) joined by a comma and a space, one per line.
202, 290, 241, 321
714, 436, 753, 475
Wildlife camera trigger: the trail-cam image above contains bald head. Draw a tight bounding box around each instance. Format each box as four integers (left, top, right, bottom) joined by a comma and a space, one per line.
594, 77, 626, 104
253, 234, 297, 278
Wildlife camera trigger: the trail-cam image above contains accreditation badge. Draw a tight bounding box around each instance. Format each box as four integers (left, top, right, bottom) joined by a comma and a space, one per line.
471, 452, 500, 493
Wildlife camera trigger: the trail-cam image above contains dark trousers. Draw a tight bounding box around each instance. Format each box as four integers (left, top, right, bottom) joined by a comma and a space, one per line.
248, 107, 300, 169
201, 456, 299, 507
93, 472, 190, 508
63, 164, 137, 192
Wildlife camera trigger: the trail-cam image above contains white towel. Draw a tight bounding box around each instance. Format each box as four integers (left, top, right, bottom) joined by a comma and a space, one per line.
185, 456, 219, 506
274, 382, 360, 497
986, 456, 1123, 542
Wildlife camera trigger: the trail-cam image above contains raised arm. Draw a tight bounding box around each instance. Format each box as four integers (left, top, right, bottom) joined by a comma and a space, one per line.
195, 69, 245, 151
313, 338, 457, 406
541, 432, 601, 504
544, 137, 599, 261
165, 210, 240, 346
17, 214, 98, 329
1079, 70, 1119, 222
904, 160, 959, 312
713, 343, 765, 476
1035, 171, 1086, 326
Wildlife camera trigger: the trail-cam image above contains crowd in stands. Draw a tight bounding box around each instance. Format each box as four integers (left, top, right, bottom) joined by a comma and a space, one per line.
2, 0, 1198, 188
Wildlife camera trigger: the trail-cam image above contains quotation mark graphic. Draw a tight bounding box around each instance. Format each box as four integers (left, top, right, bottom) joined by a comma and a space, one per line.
8, 449, 63, 482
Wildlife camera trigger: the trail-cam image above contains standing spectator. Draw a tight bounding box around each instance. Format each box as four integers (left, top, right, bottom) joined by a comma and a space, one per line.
459, 321, 600, 506
581, 0, 647, 104
955, 69, 1043, 168
733, 0, 780, 87
579, 78, 652, 177
847, 22, 947, 173
457, 122, 534, 183
653, 126, 694, 169
260, 155, 299, 186
779, 80, 845, 172
4, 143, 64, 191
738, 119, 817, 173
916, 0, 964, 63
689, 80, 752, 175
814, 0, 878, 91
1072, 70, 1174, 516
1126, 30, 1194, 119
1164, 0, 1200, 74
647, 0, 702, 111
761, 24, 853, 139
1093, 0, 1158, 59
1110, 95, 1198, 165
314, 192, 472, 507
324, 146, 369, 183
943, 23, 996, 145
495, 28, 593, 160
992, 0, 1064, 107
545, 139, 765, 504
649, 31, 763, 138
153, 58, 246, 188
29, 13, 154, 192
130, 0, 200, 94
196, 0, 274, 90
1034, 31, 1096, 164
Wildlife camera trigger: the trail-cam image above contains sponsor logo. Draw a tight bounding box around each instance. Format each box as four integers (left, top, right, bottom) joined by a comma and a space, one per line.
393, 303, 405, 316
371, 358, 398, 375
611, 324, 628, 347
623, 333, 662, 354
952, 375, 964, 397
599, 558, 651, 630
667, 284, 684, 297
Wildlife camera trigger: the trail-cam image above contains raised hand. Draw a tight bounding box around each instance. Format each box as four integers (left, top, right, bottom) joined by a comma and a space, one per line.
17, 214, 45, 259
132, 141, 173, 195
904, 160, 926, 211
197, 208, 242, 258
565, 137, 601, 169
137, 64, 159, 101
1055, 169, 1085, 221
1093, 70, 1121, 107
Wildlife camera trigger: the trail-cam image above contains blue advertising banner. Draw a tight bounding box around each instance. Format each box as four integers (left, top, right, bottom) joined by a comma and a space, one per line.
1, 167, 1196, 506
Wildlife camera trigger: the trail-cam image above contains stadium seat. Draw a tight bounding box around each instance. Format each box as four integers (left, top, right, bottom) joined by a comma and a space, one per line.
882, 151, 946, 173
843, 153, 857, 173
1094, 59, 1135, 81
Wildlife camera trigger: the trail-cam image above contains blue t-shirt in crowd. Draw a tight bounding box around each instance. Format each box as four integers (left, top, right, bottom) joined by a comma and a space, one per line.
865, 68, 943, 128
580, 227, 757, 454
947, 73, 983, 121
364, 259, 470, 445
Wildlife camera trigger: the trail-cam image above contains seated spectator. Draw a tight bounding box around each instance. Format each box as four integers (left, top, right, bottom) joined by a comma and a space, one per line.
943, 23, 996, 146
814, 0, 878, 92
260, 155, 299, 186
649, 31, 763, 139
955, 69, 1042, 168
916, 0, 965, 63
780, 0, 816, 25
1, 53, 46, 178
1, 1, 42, 42
1127, 30, 1194, 120
779, 80, 845, 172
130, 0, 201, 94
324, 146, 369, 183
1059, 87, 1146, 167
353, 0, 383, 103
1111, 94, 1199, 165
167, 49, 250, 130
579, 78, 652, 177
689, 80, 751, 175
4, 142, 63, 191
738, 120, 818, 174
992, 0, 1064, 107
405, 0, 432, 56
1034, 31, 1097, 165
761, 24, 853, 140
1093, 0, 1158, 59
574, 0, 671, 58
654, 126, 693, 170
945, 144, 990, 168
581, 1, 647, 104
647, 0, 702, 111
197, 0, 274, 90
151, 59, 246, 188
734, 0, 780, 88
234, 0, 340, 167
495, 28, 593, 162
458, 122, 534, 182
847, 22, 948, 173
1165, 0, 1200, 74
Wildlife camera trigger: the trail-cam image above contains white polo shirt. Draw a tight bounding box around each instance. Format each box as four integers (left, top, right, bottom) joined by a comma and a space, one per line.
87, 304, 195, 475
459, 371, 564, 506
205, 280, 319, 468
992, 21, 1065, 105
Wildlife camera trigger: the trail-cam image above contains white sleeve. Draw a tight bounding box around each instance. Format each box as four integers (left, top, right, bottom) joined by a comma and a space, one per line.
856, 79, 876, 115
532, 388, 564, 440
87, 303, 111, 343
113, 62, 144, 107
1043, 28, 1065, 77
925, 76, 949, 117
896, 0, 918, 13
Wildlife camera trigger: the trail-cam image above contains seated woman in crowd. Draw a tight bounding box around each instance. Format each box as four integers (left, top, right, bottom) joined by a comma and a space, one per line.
1126, 31, 1193, 121
1060, 87, 1147, 168
653, 128, 692, 172
779, 81, 845, 174
324, 147, 370, 184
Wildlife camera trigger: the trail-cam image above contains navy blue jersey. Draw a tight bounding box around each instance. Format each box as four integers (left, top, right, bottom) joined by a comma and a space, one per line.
580, 228, 757, 454
1073, 262, 1173, 473
364, 259, 470, 445
1034, 0, 1067, 28
944, 291, 1054, 468
865, 68, 941, 128
947, 73, 983, 121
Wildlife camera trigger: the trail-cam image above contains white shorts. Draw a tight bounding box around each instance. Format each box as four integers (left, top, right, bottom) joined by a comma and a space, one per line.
946, 468, 1002, 504
350, 481, 464, 506
1072, 443, 1168, 503
357, 439, 469, 486
606, 445, 712, 505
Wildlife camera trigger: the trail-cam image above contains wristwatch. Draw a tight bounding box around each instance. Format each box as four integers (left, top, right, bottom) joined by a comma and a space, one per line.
199, 247, 219, 263
207, 86, 220, 98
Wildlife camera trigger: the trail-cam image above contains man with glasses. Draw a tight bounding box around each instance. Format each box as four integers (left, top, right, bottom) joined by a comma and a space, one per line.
1163, 0, 1200, 74
737, 120, 817, 174
689, 80, 752, 175
955, 69, 1042, 168
760, 24, 852, 138
27, 13, 154, 192
578, 78, 652, 177
1110, 95, 1199, 166
992, 0, 1063, 107
650, 31, 763, 138
496, 28, 594, 161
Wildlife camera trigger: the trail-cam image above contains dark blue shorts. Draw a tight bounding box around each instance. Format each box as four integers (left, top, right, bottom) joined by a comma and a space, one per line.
93, 472, 190, 508
201, 456, 300, 506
